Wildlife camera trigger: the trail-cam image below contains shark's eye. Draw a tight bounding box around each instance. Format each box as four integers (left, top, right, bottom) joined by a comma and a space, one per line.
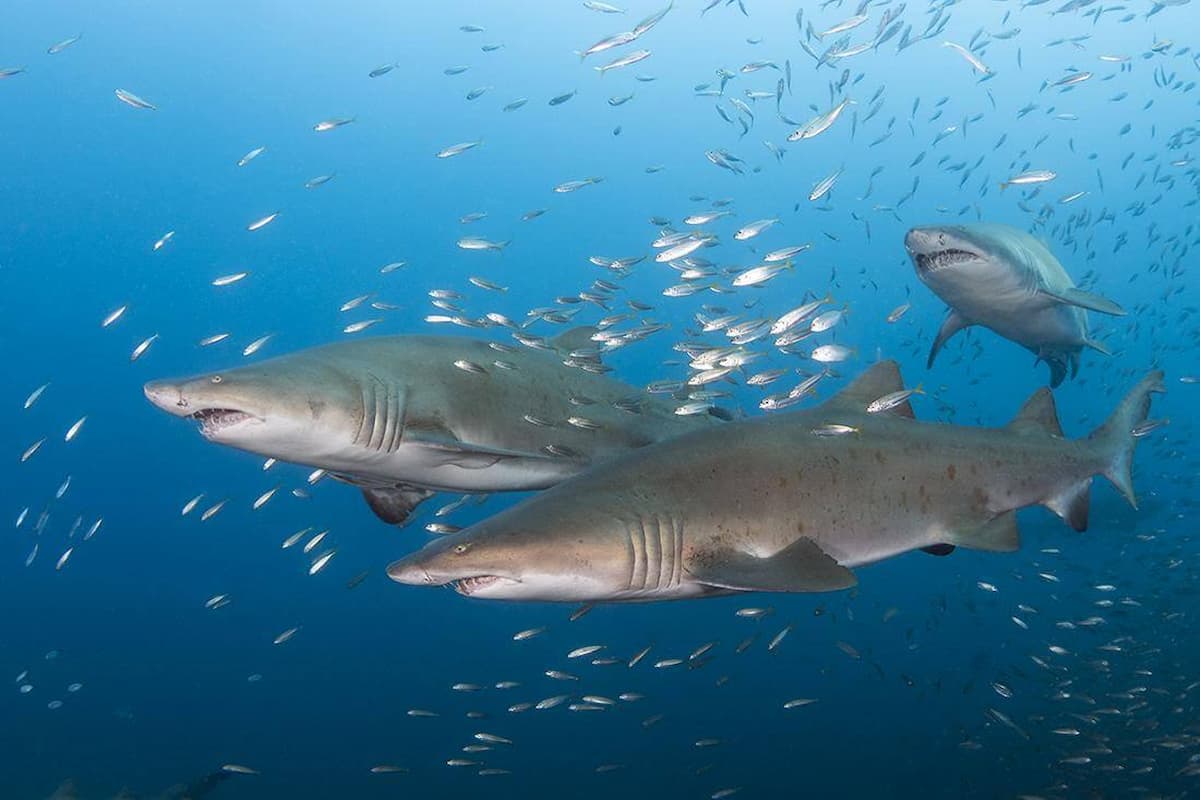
453, 543, 470, 555
211, 375, 223, 384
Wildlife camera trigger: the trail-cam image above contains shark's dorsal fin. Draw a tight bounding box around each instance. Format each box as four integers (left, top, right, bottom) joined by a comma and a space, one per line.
550, 326, 600, 356
1006, 387, 1064, 437
927, 310, 971, 368
689, 537, 857, 593
820, 360, 906, 414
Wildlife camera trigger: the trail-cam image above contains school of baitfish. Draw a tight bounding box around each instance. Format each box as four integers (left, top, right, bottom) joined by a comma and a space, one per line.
10, 0, 1200, 797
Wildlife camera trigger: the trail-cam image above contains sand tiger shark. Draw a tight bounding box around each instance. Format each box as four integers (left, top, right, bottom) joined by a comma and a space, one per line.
387, 360, 1162, 602
144, 328, 719, 527
904, 223, 1127, 387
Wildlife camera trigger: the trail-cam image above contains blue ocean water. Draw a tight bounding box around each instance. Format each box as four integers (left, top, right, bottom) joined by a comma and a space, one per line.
2, 1, 1196, 797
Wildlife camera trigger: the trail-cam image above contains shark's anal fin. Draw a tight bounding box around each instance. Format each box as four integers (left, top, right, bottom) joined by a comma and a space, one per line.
1043, 479, 1091, 532
1006, 387, 1064, 436
927, 310, 971, 368
1041, 286, 1127, 316
689, 537, 857, 593
944, 511, 1021, 553
361, 485, 437, 526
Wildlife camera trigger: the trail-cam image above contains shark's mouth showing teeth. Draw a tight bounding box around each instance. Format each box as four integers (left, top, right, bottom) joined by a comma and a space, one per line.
191, 408, 252, 436
916, 248, 978, 274
455, 575, 515, 596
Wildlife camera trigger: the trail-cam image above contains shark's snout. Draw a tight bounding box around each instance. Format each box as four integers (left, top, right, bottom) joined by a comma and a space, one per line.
144, 380, 189, 416
386, 556, 437, 586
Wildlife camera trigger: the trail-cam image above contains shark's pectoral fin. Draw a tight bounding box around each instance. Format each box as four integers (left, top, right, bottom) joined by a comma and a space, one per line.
405, 424, 569, 470
361, 485, 437, 526
1084, 337, 1112, 356
927, 310, 971, 368
1040, 286, 1127, 316
944, 511, 1021, 553
1042, 478, 1091, 532
689, 537, 857, 593
1006, 387, 1064, 437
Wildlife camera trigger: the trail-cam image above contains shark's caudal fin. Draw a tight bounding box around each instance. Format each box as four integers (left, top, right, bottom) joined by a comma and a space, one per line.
1087, 370, 1166, 510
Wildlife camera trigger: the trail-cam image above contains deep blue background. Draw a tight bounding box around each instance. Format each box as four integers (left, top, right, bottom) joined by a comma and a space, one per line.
2, 1, 1196, 797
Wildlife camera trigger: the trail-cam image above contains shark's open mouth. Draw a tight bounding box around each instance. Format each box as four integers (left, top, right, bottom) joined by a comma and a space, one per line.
455, 575, 518, 596
192, 408, 253, 436
915, 248, 978, 274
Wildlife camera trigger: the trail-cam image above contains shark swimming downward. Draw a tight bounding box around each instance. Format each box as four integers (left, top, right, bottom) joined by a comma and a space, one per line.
905, 222, 1127, 388
143, 328, 718, 527
387, 361, 1163, 603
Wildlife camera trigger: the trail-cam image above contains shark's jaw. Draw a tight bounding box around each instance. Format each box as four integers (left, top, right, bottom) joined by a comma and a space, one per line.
453, 575, 522, 597
913, 247, 981, 275
189, 407, 258, 439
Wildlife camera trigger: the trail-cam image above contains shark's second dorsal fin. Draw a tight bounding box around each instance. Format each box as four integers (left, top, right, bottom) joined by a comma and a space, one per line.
820, 360, 908, 414
1007, 387, 1064, 437
550, 326, 600, 356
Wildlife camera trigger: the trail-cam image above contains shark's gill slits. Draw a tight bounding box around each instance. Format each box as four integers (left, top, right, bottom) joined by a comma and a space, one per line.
354, 379, 377, 448
624, 514, 683, 594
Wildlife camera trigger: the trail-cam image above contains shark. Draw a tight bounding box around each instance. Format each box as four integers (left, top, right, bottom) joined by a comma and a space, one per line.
386, 360, 1163, 602
143, 328, 718, 527
904, 222, 1127, 387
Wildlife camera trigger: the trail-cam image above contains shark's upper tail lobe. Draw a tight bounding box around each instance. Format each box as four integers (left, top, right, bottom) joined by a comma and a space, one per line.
1088, 370, 1167, 509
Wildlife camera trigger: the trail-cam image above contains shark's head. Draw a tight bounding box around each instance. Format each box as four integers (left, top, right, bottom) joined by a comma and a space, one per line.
904, 225, 996, 278
904, 224, 1031, 307
143, 353, 366, 464
386, 504, 632, 602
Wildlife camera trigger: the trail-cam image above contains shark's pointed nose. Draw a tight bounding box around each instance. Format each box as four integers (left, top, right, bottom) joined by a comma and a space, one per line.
386, 556, 433, 586
904, 228, 934, 256
143, 380, 188, 415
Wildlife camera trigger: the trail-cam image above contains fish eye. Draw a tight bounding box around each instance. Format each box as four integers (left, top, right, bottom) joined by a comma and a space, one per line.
453, 543, 470, 555
211, 375, 223, 384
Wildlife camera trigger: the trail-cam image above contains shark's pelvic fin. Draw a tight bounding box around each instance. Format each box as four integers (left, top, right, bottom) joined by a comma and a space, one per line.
689, 537, 857, 593
361, 485, 437, 526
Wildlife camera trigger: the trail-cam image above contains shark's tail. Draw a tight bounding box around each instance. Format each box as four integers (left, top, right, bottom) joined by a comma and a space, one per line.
1087, 370, 1166, 509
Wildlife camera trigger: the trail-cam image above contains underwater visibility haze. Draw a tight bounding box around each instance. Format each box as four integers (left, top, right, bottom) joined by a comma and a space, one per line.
2, 0, 1199, 797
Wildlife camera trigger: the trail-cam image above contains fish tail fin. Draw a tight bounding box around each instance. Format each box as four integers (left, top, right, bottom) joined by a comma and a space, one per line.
1087, 370, 1166, 509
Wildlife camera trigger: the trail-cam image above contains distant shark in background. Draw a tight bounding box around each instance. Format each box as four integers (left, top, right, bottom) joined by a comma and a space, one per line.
387, 361, 1163, 603
144, 328, 719, 527
904, 222, 1127, 387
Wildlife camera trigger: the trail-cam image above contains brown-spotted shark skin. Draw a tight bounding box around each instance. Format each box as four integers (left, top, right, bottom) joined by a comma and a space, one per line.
904, 223, 1127, 387
143, 328, 718, 527
387, 360, 1163, 603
